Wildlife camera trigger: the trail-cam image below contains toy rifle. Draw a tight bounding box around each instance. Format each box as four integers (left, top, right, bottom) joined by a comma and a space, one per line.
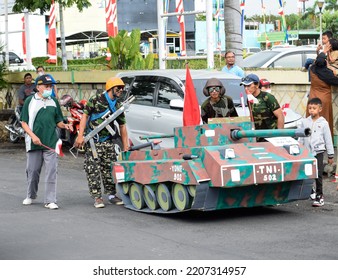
70, 95, 135, 158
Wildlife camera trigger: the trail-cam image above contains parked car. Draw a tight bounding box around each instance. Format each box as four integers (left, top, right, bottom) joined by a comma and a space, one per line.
0, 51, 36, 71
117, 70, 302, 148
242, 46, 317, 68
243, 47, 262, 57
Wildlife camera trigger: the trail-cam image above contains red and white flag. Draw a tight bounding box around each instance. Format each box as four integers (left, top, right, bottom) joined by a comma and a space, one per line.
21, 16, 26, 61
55, 139, 64, 157
41, 139, 64, 157
46, 1, 57, 64
105, 0, 118, 37
183, 65, 200, 126
175, 0, 186, 56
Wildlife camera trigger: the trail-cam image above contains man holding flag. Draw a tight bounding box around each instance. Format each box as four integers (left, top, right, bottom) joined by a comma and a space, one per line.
20, 75, 72, 210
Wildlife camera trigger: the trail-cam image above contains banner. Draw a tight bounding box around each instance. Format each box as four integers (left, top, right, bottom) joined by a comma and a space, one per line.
21, 16, 26, 61
46, 1, 57, 64
175, 0, 186, 56
105, 0, 118, 37
278, 0, 288, 43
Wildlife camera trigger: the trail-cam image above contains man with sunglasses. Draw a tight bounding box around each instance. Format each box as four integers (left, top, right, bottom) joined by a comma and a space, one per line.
75, 77, 129, 208
241, 74, 284, 142
201, 78, 238, 123
221, 51, 245, 78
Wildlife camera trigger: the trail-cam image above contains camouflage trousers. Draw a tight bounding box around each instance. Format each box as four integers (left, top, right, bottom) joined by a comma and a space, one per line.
84, 140, 118, 198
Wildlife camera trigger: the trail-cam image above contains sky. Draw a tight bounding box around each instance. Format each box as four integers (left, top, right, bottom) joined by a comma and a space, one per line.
242, 0, 316, 16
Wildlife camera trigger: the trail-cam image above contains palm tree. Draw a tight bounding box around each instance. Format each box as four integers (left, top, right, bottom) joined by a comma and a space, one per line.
224, 0, 243, 65
302, 1, 318, 28
324, 0, 338, 12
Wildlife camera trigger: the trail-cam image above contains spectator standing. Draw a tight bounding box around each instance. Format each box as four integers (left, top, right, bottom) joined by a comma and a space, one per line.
302, 30, 333, 71
221, 51, 245, 78
298, 98, 334, 207
259, 78, 274, 94
75, 77, 129, 209
20, 75, 72, 210
36, 65, 58, 99
308, 52, 338, 138
17, 73, 36, 108
241, 73, 284, 141
201, 78, 238, 123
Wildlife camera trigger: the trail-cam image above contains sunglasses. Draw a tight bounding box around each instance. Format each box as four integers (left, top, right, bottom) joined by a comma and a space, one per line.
208, 86, 221, 93
116, 86, 124, 91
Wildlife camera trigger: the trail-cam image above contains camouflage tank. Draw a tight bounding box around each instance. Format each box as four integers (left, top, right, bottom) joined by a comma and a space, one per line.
111, 117, 316, 213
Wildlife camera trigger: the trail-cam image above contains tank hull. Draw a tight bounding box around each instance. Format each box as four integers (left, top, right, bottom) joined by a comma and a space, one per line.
111, 120, 317, 213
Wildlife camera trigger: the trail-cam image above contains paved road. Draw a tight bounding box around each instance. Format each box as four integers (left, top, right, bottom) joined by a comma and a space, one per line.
1, 143, 338, 260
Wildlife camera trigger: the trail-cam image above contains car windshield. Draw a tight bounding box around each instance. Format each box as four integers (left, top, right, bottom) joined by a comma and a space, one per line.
183, 78, 245, 105
242, 51, 280, 67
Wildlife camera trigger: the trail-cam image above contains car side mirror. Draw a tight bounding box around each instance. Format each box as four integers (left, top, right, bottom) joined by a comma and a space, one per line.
169, 99, 184, 109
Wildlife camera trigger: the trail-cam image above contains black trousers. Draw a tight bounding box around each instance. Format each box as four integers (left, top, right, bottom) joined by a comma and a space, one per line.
315, 152, 324, 197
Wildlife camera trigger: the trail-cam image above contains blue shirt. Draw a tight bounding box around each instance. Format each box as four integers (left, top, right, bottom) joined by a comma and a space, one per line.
221, 65, 245, 78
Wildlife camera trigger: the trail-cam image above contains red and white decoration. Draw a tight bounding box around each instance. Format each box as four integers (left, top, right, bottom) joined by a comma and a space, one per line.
46, 0, 57, 64
105, 0, 118, 37
175, 0, 186, 56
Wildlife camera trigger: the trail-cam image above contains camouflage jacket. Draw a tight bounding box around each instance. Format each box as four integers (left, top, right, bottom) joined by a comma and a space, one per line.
84, 92, 126, 140
201, 95, 238, 123
250, 91, 280, 130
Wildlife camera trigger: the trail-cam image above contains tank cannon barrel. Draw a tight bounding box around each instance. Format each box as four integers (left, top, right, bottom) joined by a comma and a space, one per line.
230, 128, 311, 141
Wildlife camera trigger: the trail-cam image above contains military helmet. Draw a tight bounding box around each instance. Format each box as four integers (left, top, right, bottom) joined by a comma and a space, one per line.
202, 78, 226, 97
106, 77, 125, 91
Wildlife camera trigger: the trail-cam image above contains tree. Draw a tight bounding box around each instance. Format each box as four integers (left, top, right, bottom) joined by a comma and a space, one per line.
324, 0, 338, 12
0, 44, 8, 90
224, 0, 243, 65
12, 0, 92, 71
107, 29, 154, 70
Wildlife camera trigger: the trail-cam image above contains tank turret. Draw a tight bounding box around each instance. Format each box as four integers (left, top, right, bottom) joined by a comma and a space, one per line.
111, 119, 317, 213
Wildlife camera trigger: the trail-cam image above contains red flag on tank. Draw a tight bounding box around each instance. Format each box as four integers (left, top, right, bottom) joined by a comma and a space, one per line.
183, 65, 201, 126
46, 1, 57, 64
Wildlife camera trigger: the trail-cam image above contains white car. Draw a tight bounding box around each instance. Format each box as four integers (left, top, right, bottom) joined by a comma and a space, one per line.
0, 51, 36, 71
117, 70, 302, 148
242, 46, 317, 68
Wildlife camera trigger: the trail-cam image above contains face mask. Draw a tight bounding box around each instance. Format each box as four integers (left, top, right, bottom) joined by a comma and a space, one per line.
38, 71, 44, 76
265, 89, 272, 94
42, 89, 52, 98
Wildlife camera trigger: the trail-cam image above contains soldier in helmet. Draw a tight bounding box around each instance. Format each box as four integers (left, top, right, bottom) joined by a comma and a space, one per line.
75, 77, 129, 208
201, 78, 238, 123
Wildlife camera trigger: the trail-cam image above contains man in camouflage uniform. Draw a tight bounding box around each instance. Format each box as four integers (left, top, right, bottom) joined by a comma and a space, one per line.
75, 77, 129, 208
241, 73, 284, 142
201, 78, 238, 123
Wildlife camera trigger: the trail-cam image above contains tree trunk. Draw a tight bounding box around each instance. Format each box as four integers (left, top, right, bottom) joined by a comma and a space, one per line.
224, 0, 243, 66
59, 4, 68, 71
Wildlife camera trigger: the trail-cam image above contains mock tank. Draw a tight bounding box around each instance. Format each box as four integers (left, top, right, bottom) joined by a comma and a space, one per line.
111, 117, 317, 213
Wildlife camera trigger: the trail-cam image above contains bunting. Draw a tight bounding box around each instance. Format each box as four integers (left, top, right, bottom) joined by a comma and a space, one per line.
214, 0, 221, 51
21, 16, 26, 61
46, 1, 57, 64
278, 0, 288, 43
261, 0, 270, 48
175, 0, 186, 56
240, 0, 245, 36
105, 0, 118, 37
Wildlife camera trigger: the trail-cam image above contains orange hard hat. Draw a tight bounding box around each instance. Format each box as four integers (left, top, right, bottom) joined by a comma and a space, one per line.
106, 77, 125, 91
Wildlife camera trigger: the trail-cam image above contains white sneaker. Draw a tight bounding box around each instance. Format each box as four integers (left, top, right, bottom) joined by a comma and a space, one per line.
23, 197, 35, 205
44, 203, 59, 210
